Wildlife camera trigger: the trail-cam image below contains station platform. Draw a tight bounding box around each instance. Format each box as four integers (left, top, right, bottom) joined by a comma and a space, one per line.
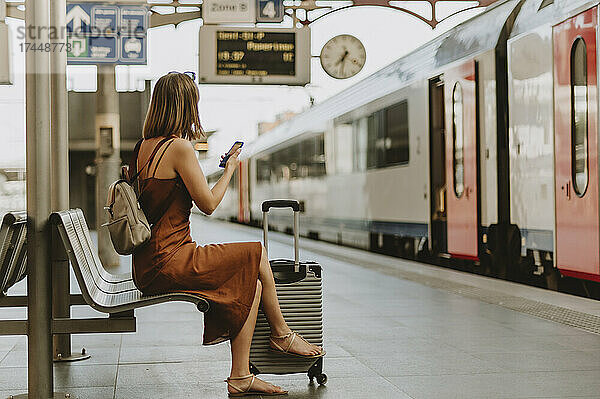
1, 214, 599, 398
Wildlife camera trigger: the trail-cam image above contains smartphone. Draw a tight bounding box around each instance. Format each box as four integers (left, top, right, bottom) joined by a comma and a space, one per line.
219, 141, 244, 168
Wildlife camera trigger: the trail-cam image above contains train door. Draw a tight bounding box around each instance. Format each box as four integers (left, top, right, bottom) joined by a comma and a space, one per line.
553, 7, 600, 281
444, 61, 479, 259
429, 76, 447, 253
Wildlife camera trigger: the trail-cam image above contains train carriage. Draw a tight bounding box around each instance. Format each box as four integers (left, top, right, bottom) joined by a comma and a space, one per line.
204, 0, 521, 256
200, 0, 600, 294
508, 0, 600, 284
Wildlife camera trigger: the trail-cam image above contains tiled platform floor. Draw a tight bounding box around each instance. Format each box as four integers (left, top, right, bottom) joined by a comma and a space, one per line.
1, 215, 599, 398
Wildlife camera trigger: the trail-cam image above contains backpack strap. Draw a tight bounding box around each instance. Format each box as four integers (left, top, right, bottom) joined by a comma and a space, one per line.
126, 138, 143, 181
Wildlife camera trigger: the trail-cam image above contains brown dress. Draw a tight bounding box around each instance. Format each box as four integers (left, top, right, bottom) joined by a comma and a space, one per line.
131, 136, 262, 345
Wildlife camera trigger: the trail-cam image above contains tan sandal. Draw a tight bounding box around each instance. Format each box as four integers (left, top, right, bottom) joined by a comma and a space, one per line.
224, 374, 288, 397
269, 331, 326, 359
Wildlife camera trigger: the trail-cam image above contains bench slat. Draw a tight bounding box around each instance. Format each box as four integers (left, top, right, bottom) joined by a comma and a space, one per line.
73, 209, 132, 283
50, 209, 210, 313
65, 210, 135, 294
0, 211, 28, 295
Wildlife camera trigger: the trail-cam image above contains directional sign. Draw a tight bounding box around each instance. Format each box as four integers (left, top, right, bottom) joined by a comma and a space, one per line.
120, 7, 147, 35
68, 36, 118, 63
91, 5, 118, 34
202, 0, 256, 24
67, 3, 147, 65
257, 0, 284, 23
120, 36, 146, 63
67, 4, 93, 34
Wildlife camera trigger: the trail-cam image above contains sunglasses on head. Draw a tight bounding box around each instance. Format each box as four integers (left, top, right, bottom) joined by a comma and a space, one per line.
168, 70, 196, 82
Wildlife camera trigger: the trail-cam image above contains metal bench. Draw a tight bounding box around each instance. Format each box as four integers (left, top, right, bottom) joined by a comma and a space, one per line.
50, 208, 210, 314
0, 211, 28, 296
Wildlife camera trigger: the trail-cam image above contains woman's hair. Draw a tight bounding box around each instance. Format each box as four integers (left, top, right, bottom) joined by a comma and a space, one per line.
142, 73, 204, 140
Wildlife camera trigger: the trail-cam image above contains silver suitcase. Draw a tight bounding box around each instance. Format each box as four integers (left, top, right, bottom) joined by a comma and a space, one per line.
249, 200, 327, 385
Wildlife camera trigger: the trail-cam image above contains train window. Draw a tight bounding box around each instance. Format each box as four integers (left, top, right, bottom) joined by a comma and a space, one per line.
367, 112, 383, 169
571, 37, 589, 196
452, 82, 465, 198
353, 118, 367, 172
289, 143, 301, 179
256, 134, 325, 184
256, 156, 271, 183
366, 102, 409, 170
384, 100, 409, 166
311, 135, 326, 177
334, 124, 354, 174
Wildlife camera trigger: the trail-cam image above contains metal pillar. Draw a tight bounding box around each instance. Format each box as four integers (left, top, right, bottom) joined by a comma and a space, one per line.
23, 0, 64, 397
48, 0, 90, 363
95, 64, 121, 268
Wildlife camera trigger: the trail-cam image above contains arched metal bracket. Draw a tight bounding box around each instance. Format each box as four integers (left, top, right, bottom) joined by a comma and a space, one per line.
287, 0, 499, 29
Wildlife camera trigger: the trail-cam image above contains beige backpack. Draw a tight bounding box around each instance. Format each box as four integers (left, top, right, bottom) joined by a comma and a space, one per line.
103, 137, 176, 255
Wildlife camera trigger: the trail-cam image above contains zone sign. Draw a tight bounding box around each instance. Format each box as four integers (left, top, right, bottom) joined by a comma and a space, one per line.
202, 0, 256, 24
257, 0, 284, 23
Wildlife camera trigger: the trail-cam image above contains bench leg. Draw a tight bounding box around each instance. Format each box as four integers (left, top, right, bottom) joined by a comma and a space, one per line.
51, 255, 89, 362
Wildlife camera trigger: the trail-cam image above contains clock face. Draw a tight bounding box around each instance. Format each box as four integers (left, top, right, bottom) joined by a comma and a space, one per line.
320, 35, 366, 79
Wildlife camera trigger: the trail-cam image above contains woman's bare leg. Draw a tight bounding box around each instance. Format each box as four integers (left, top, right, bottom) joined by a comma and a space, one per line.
257, 246, 322, 356
228, 280, 285, 394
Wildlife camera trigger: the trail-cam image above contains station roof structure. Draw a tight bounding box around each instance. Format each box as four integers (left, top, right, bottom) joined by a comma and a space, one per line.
295, 0, 502, 28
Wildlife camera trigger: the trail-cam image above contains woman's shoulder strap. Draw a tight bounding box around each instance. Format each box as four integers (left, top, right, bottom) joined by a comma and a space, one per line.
131, 136, 173, 182
151, 137, 177, 177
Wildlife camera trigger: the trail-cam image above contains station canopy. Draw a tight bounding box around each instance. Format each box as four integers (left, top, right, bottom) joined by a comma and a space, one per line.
299, 0, 501, 28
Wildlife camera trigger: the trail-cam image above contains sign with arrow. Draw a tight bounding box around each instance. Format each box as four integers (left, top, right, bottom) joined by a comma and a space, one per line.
67, 2, 147, 65
67, 4, 93, 34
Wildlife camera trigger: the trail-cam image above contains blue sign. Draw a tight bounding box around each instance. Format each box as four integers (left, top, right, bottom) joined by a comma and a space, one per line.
68, 36, 118, 63
120, 7, 147, 35
67, 3, 148, 65
256, 0, 284, 23
91, 5, 118, 34
120, 36, 146, 64
66, 4, 93, 34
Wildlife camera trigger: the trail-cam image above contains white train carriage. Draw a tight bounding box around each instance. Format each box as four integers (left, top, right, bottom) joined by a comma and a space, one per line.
203, 0, 523, 261
508, 0, 600, 283
200, 0, 600, 291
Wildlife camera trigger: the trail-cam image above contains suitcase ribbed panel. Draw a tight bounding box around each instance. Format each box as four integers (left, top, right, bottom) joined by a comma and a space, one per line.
249, 265, 323, 375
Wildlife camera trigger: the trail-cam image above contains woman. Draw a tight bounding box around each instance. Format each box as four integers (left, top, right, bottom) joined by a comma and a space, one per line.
131, 72, 325, 397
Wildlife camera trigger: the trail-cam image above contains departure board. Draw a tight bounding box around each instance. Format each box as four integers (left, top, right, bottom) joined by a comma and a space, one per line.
199, 26, 310, 85
216, 30, 295, 77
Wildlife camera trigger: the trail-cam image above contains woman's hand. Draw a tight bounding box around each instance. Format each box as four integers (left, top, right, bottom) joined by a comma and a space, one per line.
223, 148, 242, 174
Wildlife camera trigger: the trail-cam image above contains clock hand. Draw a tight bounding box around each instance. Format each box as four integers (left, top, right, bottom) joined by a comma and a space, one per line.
335, 50, 349, 66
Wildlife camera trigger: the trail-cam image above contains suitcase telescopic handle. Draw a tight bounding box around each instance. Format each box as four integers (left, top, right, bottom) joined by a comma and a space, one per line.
262, 199, 300, 270
261, 200, 300, 212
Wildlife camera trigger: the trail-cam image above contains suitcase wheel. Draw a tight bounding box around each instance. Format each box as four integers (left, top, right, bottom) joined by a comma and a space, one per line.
308, 357, 327, 385
316, 373, 327, 385
308, 372, 327, 385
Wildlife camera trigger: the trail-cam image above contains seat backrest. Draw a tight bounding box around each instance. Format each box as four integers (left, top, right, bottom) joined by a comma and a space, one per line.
51, 209, 134, 306
0, 211, 28, 295
51, 208, 211, 313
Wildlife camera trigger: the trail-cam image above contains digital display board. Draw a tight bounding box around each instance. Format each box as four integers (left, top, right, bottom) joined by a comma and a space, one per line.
216, 30, 295, 77
199, 26, 310, 85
